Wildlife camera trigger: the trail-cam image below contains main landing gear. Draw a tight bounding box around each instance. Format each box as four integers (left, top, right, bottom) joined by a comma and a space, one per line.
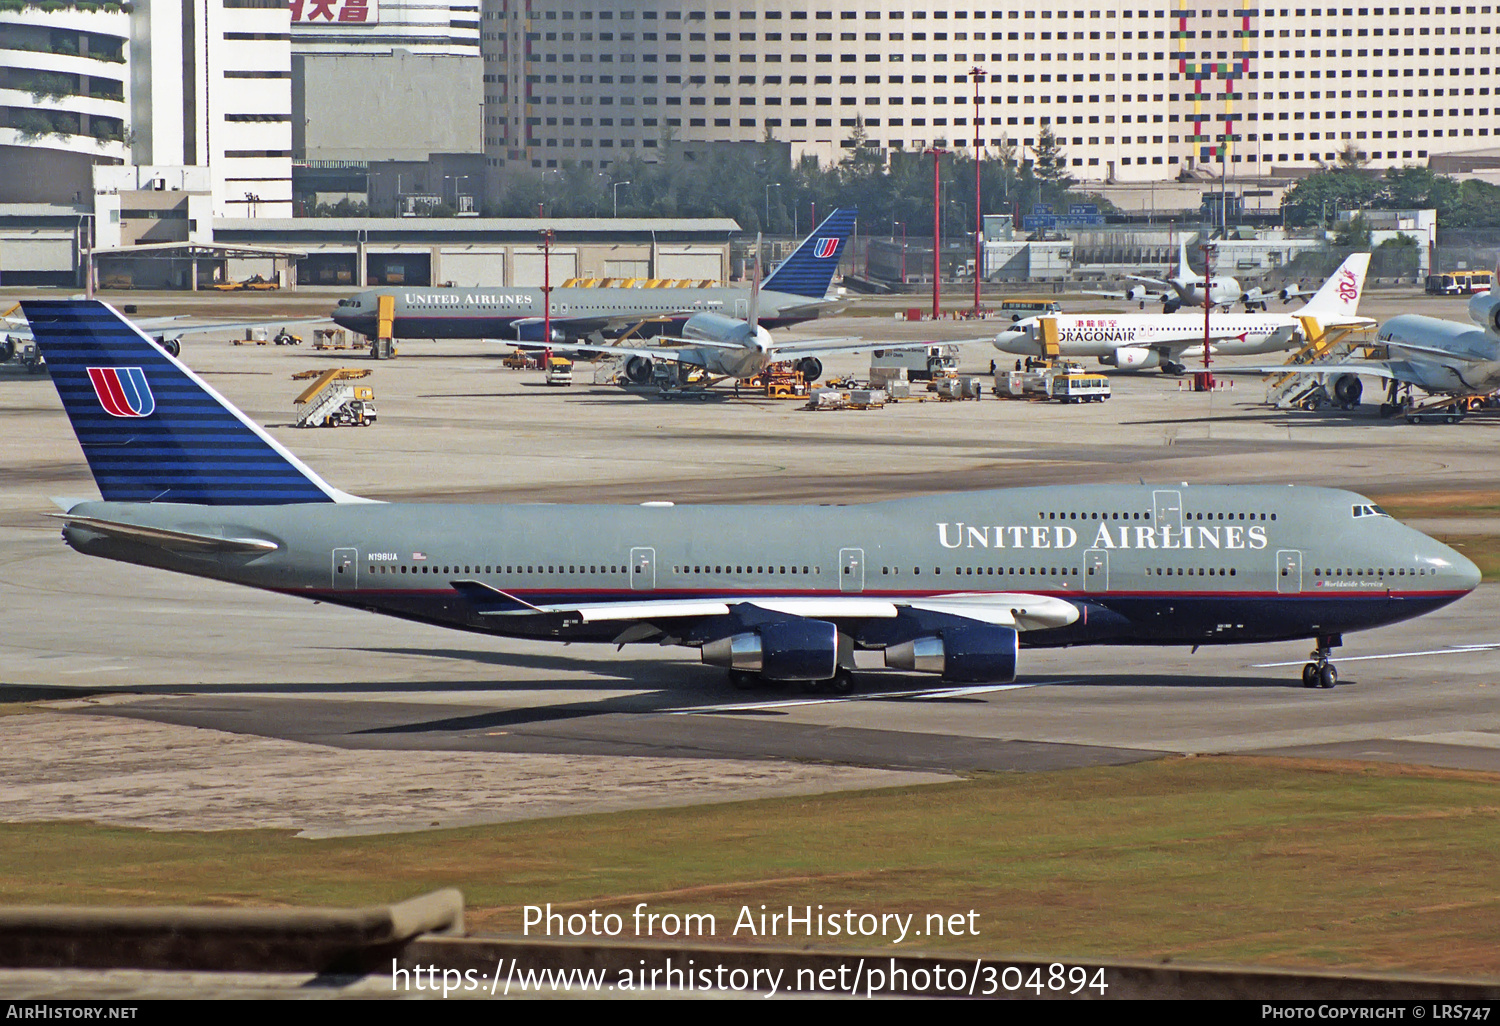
727, 668, 857, 695
1301, 634, 1342, 689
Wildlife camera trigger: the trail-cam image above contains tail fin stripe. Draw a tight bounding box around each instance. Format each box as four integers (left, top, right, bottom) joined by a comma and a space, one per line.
762, 207, 858, 299
24, 300, 342, 506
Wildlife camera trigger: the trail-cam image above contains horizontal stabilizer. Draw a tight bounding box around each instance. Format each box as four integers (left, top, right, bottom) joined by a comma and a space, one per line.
49, 513, 279, 553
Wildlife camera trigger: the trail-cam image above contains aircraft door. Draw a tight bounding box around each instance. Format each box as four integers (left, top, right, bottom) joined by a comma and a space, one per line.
332, 547, 358, 591
1153, 490, 1183, 535
630, 547, 655, 591
839, 548, 865, 593
1083, 549, 1109, 592
734, 298, 749, 319
1276, 549, 1302, 594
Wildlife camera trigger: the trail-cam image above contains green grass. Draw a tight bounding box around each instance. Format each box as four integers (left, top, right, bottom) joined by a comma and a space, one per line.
1, 757, 1497, 975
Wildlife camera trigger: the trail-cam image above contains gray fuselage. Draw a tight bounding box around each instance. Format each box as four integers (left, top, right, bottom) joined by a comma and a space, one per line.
60, 484, 1478, 653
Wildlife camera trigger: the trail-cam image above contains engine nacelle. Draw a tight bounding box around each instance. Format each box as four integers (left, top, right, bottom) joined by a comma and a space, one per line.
1330, 373, 1363, 406
884, 625, 1018, 683
1124, 285, 1147, 301
624, 356, 655, 384
512, 321, 564, 344
795, 357, 823, 381
1099, 346, 1160, 371
1469, 290, 1500, 336
701, 618, 839, 682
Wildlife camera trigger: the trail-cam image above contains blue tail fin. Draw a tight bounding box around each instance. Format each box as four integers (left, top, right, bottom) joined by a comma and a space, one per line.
23, 300, 344, 505
763, 207, 857, 299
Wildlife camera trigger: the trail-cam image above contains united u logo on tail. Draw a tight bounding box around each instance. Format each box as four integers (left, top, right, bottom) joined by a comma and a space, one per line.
87, 366, 155, 418
813, 238, 840, 259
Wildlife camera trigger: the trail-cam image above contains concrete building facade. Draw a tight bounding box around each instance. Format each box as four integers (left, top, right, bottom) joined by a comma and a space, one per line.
482, 0, 1500, 180
0, 0, 293, 217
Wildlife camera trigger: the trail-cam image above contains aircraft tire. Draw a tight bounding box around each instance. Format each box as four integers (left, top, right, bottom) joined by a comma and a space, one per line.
1302, 663, 1320, 688
828, 668, 857, 695
1318, 665, 1339, 689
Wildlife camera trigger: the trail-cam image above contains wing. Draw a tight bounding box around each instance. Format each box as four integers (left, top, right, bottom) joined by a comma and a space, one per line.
451, 581, 1080, 635
769, 336, 988, 359
1147, 325, 1299, 353
1214, 362, 1405, 381
7, 315, 328, 343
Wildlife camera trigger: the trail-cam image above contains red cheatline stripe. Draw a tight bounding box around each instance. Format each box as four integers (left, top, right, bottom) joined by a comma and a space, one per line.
88, 367, 132, 417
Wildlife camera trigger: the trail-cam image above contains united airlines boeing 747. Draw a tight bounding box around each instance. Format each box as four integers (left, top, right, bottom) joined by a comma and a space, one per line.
23, 300, 1479, 691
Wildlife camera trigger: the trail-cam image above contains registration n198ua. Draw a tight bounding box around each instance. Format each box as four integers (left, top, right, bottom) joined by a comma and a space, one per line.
23, 301, 1480, 691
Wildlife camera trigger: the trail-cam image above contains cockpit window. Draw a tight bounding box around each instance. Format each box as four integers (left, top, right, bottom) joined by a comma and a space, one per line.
1351, 504, 1390, 518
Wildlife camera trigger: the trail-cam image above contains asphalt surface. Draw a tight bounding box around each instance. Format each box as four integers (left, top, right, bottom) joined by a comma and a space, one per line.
3, 284, 1499, 839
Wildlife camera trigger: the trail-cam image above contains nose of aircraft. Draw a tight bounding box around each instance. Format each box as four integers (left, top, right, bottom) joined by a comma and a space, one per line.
1423, 534, 1482, 594
993, 322, 1031, 352
1453, 548, 1483, 593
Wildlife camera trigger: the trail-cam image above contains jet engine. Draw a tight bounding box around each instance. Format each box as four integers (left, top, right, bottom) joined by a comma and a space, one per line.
701, 618, 839, 682
1124, 285, 1148, 301
1469, 290, 1500, 336
1099, 346, 1160, 371
624, 356, 655, 384
512, 320, 565, 344
884, 625, 1019, 683
1329, 373, 1363, 407
795, 357, 823, 381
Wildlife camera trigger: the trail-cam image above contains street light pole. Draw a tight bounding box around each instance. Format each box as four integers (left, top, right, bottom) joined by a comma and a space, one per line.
613, 180, 631, 218
764, 181, 780, 231
893, 220, 905, 286
971, 65, 985, 318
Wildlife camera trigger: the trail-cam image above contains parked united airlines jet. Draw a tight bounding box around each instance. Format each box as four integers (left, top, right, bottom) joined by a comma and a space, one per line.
996, 254, 1372, 375
23, 300, 1478, 690
329, 209, 857, 345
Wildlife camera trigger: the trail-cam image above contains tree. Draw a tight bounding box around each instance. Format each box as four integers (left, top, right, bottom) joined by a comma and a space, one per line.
1331, 214, 1372, 248
1030, 126, 1076, 203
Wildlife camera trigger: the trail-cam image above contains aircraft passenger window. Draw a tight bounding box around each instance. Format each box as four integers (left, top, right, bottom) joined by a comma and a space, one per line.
1230, 568, 1236, 575
804, 566, 810, 574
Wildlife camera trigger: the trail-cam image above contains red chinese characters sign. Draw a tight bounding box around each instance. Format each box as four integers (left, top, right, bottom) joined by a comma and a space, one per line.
291, 0, 379, 24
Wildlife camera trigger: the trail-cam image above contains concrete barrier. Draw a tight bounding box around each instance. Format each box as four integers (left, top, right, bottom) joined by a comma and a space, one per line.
0, 888, 463, 973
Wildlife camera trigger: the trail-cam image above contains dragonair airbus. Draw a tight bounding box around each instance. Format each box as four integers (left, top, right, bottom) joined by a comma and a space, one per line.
996, 253, 1372, 375
22, 301, 1479, 691
329, 209, 858, 345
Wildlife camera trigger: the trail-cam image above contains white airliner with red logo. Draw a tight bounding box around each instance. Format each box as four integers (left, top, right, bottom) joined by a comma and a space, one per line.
994, 253, 1372, 374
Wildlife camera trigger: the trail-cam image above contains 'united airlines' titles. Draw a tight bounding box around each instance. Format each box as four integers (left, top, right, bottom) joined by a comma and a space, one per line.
403, 292, 536, 307
936, 522, 1270, 551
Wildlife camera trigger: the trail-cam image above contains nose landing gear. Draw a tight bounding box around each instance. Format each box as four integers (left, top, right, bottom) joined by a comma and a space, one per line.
1301, 634, 1342, 689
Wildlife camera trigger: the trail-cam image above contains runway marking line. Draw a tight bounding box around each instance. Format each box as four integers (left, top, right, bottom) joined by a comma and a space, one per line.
666, 681, 1062, 715
1253, 643, 1500, 668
